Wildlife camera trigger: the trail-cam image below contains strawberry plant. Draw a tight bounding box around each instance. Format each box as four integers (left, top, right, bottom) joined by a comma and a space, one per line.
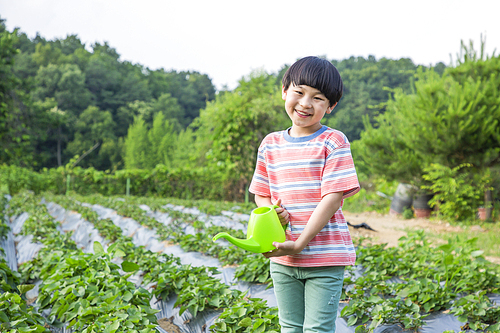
36, 242, 158, 331
0, 291, 49, 332
211, 296, 280, 333
450, 291, 500, 331
342, 231, 500, 331
234, 254, 272, 286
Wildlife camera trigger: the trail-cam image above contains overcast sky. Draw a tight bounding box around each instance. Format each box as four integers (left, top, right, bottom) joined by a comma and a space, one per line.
1, 0, 499, 90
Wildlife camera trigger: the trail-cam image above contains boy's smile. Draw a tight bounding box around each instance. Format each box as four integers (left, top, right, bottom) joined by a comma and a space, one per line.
282, 84, 336, 137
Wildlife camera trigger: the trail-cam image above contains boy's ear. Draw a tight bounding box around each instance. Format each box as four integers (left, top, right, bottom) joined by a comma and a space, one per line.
282, 85, 287, 100
326, 102, 338, 114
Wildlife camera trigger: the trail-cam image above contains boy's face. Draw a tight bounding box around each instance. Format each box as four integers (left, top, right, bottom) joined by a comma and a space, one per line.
282, 84, 336, 137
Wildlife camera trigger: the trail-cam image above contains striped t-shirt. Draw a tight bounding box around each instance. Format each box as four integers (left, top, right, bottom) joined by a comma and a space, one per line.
249, 125, 360, 267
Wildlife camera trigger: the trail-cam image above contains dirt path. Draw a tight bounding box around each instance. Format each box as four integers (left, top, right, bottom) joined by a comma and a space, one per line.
344, 211, 500, 265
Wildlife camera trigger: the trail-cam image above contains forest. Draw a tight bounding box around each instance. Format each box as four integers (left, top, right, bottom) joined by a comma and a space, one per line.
1, 16, 499, 215
0, 16, 442, 169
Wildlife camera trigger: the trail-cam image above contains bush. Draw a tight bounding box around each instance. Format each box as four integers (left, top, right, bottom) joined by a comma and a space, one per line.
422, 163, 492, 221
0, 164, 244, 201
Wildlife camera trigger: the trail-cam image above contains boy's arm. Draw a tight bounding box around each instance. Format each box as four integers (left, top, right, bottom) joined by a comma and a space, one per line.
254, 194, 273, 207
264, 191, 343, 258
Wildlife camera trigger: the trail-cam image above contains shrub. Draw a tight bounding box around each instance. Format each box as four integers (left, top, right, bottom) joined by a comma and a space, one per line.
422, 163, 491, 221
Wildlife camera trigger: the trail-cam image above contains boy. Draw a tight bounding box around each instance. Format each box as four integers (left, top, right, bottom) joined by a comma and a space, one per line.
249, 56, 360, 332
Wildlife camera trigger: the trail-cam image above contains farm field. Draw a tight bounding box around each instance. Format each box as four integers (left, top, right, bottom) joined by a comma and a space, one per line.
1, 191, 499, 332
344, 211, 500, 265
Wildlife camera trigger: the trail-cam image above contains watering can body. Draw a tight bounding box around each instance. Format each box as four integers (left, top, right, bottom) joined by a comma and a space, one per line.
212, 205, 286, 253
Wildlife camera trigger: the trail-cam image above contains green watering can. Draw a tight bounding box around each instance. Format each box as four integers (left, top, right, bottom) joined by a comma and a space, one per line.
212, 205, 287, 253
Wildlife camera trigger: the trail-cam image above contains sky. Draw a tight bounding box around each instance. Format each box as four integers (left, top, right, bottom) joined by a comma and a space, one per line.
1, 0, 499, 90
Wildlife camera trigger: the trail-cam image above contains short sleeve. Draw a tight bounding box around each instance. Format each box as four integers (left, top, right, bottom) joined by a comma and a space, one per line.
249, 145, 271, 197
321, 142, 360, 199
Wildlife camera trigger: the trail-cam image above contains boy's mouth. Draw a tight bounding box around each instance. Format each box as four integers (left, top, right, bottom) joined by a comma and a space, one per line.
295, 109, 311, 117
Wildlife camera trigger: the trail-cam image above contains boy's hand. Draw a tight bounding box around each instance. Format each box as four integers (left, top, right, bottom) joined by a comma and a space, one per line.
263, 240, 302, 258
274, 198, 289, 226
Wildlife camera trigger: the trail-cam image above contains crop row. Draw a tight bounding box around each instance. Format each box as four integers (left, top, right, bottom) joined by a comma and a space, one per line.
3, 190, 280, 332
47, 192, 279, 332
343, 233, 500, 331
2, 190, 500, 332
56, 193, 273, 285
3, 191, 161, 332
76, 193, 500, 331
45, 193, 500, 332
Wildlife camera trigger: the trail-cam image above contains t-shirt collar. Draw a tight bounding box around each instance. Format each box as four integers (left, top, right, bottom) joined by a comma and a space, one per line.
283, 125, 328, 143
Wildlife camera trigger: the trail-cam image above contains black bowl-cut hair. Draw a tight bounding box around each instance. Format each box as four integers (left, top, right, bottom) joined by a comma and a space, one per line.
282, 56, 343, 107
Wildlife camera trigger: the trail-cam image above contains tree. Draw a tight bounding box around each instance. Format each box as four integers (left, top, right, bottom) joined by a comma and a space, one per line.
124, 116, 149, 169
146, 69, 216, 127
32, 98, 70, 167
356, 52, 500, 189
192, 70, 289, 194
66, 106, 117, 169
55, 64, 92, 115
327, 56, 421, 141
151, 93, 183, 129
0, 22, 37, 167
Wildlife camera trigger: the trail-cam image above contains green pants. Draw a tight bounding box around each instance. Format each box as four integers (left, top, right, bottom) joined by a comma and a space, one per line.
270, 261, 345, 333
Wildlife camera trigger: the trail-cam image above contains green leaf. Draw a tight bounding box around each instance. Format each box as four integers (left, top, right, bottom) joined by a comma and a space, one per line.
17, 284, 35, 294
236, 307, 247, 317
122, 291, 133, 302
93, 241, 105, 255
471, 250, 484, 257
103, 321, 120, 333
113, 249, 126, 258
121, 261, 140, 272
238, 317, 252, 327
347, 315, 358, 326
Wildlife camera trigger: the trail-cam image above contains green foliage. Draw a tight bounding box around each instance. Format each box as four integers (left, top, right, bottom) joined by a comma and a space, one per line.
124, 111, 192, 170
342, 176, 398, 214
36, 247, 158, 331
0, 163, 240, 200
1, 20, 216, 170
422, 163, 492, 221
402, 207, 414, 219
192, 70, 289, 194
356, 50, 500, 188
328, 56, 423, 141
0, 26, 38, 168
211, 297, 280, 333
66, 105, 118, 169
7, 191, 159, 332
124, 116, 149, 169
341, 232, 500, 331
234, 255, 273, 286
0, 292, 50, 332
450, 291, 500, 331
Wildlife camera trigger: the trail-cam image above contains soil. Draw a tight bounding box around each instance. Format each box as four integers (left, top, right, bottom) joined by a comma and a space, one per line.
344, 210, 500, 265
158, 317, 182, 333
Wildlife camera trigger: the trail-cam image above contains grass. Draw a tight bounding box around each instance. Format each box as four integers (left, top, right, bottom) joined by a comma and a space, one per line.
426, 221, 500, 260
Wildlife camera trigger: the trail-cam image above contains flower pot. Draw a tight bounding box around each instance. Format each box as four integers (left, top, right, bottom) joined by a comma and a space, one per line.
414, 208, 432, 218
478, 207, 487, 221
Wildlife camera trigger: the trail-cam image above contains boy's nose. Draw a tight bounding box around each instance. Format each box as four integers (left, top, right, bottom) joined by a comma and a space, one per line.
299, 96, 312, 108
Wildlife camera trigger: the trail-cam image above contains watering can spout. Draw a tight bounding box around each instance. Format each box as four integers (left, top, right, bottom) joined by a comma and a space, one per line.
212, 232, 262, 252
